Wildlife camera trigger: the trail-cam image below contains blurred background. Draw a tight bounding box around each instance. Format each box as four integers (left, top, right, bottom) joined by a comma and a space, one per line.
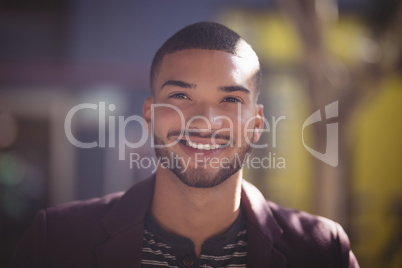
0, 0, 401, 267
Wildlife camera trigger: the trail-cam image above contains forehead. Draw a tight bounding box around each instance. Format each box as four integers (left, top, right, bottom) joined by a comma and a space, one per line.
155, 49, 259, 94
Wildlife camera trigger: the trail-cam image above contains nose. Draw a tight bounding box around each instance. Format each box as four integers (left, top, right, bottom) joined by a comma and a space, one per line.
186, 103, 223, 132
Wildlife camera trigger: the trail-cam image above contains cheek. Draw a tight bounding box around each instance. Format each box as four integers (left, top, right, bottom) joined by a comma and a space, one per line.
224, 109, 256, 143
239, 118, 256, 143
153, 106, 185, 133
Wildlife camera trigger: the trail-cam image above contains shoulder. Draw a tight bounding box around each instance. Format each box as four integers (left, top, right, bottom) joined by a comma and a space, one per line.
41, 192, 124, 244
267, 201, 354, 267
241, 180, 350, 253
269, 201, 345, 244
45, 191, 123, 223
9, 192, 125, 268
10, 176, 155, 267
36, 176, 155, 235
241, 180, 357, 267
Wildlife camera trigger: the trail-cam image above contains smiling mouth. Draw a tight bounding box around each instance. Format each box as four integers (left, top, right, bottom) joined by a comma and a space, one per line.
178, 140, 229, 151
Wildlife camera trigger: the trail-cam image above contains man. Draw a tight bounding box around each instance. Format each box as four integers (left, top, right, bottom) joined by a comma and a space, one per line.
10, 22, 359, 267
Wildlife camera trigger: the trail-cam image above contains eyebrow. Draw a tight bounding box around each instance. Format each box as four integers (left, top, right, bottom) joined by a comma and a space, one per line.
160, 80, 250, 94
219, 85, 250, 94
160, 80, 196, 90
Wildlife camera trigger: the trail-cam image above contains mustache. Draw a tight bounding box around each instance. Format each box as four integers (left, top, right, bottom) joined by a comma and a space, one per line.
167, 130, 231, 141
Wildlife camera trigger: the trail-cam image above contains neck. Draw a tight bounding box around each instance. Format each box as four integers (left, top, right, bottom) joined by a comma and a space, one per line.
151, 168, 242, 256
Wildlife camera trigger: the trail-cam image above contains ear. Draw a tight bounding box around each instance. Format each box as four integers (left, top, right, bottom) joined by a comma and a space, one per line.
142, 97, 153, 135
252, 104, 264, 143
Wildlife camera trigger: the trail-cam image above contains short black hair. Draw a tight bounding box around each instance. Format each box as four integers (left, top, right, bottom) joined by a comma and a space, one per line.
150, 22, 261, 97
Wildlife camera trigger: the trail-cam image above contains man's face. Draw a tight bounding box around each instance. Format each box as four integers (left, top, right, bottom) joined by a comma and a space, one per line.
144, 49, 264, 188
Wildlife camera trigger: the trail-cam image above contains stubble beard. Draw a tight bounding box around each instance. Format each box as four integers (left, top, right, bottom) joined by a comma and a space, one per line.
153, 135, 252, 188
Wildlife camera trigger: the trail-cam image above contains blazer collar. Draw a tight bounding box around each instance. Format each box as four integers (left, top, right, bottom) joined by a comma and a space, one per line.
241, 179, 287, 267
95, 176, 156, 268
95, 176, 286, 267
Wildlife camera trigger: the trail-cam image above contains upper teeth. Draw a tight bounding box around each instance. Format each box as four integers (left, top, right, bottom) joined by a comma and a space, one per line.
186, 141, 225, 150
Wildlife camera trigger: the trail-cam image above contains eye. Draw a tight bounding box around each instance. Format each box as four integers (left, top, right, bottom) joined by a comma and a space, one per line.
169, 93, 189, 100
222, 97, 242, 103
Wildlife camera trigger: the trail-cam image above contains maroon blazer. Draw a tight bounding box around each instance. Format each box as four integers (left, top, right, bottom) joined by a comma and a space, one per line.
10, 176, 359, 267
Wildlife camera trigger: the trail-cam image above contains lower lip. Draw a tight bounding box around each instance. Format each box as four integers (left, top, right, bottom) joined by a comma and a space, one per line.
178, 142, 227, 159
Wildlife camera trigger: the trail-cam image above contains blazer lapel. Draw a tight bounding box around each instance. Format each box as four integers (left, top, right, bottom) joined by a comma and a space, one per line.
95, 177, 286, 267
95, 176, 156, 268
95, 223, 144, 268
247, 224, 287, 267
241, 179, 287, 267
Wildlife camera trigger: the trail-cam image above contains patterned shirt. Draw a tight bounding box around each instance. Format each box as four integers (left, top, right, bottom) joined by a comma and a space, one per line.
141, 207, 248, 268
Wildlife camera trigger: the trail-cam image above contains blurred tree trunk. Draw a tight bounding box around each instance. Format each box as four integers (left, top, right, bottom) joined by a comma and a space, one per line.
277, 0, 355, 225
276, 0, 401, 227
